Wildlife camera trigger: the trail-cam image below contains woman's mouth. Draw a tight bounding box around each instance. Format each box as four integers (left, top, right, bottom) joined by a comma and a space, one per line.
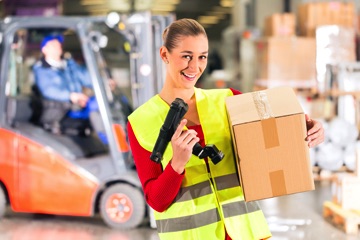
182, 72, 196, 80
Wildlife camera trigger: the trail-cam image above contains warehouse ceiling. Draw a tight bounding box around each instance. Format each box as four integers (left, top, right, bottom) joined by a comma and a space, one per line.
2, 0, 234, 40
61, 0, 233, 40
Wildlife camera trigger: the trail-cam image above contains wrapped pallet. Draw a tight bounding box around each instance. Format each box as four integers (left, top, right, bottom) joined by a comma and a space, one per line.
255, 37, 316, 89
316, 26, 356, 93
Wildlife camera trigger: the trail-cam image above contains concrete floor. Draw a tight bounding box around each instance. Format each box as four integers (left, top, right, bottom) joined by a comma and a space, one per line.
1, 180, 359, 240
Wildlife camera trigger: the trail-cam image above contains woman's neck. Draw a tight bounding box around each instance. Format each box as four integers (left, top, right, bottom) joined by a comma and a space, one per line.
159, 87, 195, 105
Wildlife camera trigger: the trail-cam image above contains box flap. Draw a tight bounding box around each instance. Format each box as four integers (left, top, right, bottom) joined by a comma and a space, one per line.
225, 86, 304, 125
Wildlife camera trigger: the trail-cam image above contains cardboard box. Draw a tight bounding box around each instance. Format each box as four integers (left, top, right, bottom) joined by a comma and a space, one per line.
298, 2, 356, 37
309, 97, 336, 120
256, 37, 316, 85
332, 173, 360, 211
264, 13, 296, 37
225, 87, 315, 201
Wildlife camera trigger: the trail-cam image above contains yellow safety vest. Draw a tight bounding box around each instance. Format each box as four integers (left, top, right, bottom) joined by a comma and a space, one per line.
128, 88, 271, 240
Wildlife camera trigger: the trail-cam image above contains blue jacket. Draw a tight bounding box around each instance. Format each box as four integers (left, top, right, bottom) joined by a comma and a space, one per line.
33, 58, 92, 102
33, 58, 95, 119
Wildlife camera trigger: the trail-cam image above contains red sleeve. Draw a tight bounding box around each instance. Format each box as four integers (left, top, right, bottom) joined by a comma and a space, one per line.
230, 88, 242, 95
127, 121, 184, 212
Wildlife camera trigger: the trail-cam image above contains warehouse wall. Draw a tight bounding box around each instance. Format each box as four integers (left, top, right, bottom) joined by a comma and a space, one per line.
233, 0, 359, 34
255, 0, 283, 30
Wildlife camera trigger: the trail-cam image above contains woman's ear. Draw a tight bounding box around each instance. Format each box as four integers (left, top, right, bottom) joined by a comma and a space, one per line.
160, 46, 169, 64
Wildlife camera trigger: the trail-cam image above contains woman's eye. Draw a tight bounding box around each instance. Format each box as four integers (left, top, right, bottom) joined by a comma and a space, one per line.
200, 56, 207, 60
183, 55, 192, 60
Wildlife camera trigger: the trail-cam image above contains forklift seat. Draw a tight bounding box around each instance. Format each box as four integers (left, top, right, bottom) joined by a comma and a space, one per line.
6, 95, 108, 159
6, 95, 33, 126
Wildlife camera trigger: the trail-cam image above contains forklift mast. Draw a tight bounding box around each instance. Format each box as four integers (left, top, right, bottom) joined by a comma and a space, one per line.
0, 12, 171, 157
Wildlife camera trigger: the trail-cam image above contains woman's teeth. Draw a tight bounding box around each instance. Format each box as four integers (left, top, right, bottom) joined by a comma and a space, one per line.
183, 72, 196, 78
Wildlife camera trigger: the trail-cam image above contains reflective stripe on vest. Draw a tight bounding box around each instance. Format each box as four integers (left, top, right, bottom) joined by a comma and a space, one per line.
128, 88, 271, 240
156, 200, 262, 233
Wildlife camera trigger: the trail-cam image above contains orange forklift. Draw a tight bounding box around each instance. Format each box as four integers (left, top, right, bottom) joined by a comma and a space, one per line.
0, 12, 171, 229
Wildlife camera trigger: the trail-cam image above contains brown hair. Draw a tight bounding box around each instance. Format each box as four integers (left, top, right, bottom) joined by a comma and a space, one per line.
162, 18, 207, 52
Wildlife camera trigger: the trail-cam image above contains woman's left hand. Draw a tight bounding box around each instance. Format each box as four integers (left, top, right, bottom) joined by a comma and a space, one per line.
305, 114, 324, 148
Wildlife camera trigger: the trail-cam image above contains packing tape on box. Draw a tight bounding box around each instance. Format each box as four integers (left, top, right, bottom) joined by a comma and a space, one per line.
252, 91, 280, 148
252, 91, 285, 196
270, 170, 287, 196
252, 91, 274, 119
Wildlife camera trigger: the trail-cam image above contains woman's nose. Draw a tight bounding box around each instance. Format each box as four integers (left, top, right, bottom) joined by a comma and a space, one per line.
188, 58, 199, 70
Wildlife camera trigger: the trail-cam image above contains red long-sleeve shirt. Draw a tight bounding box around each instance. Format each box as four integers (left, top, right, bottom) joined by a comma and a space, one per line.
127, 88, 241, 240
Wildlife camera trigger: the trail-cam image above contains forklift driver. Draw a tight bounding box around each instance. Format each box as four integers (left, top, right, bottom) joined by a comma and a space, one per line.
33, 34, 108, 144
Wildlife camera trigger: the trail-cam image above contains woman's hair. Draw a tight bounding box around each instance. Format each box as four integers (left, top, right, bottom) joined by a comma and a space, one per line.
162, 18, 207, 52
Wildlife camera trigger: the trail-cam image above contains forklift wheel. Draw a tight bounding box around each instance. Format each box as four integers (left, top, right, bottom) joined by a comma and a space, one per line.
0, 186, 6, 218
100, 183, 146, 229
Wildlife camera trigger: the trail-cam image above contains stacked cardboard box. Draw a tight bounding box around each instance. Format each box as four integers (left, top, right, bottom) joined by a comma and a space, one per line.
225, 87, 315, 202
309, 97, 335, 120
298, 2, 356, 37
255, 37, 316, 88
330, 141, 360, 211
264, 13, 296, 37
256, 2, 357, 92
332, 173, 360, 211
256, 12, 317, 89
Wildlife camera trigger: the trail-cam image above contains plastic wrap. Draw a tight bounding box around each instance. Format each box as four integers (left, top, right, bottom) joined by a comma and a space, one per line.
316, 25, 356, 93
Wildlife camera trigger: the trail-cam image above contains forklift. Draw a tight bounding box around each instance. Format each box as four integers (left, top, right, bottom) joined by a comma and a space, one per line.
0, 11, 172, 229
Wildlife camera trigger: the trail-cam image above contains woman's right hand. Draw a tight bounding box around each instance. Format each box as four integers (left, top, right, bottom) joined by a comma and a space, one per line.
170, 119, 199, 174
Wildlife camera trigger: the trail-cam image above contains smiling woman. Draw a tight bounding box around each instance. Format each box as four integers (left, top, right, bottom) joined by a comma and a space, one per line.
161, 34, 208, 90
159, 19, 208, 93
127, 18, 272, 240
127, 17, 325, 240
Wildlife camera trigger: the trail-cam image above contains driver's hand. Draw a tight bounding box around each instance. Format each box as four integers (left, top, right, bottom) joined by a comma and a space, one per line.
70, 92, 89, 108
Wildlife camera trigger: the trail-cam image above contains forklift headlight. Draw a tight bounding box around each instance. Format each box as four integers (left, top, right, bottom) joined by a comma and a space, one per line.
106, 12, 121, 28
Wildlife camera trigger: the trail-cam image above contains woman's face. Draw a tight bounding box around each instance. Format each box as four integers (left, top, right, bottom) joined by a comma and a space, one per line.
165, 35, 208, 89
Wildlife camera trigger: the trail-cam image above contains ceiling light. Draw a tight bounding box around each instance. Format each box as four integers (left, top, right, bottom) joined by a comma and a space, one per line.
152, 5, 176, 12
198, 19, 218, 25
198, 16, 220, 25
88, 10, 108, 16
86, 7, 109, 12
80, 0, 106, 5
220, 0, 234, 8
212, 6, 232, 14
135, 0, 153, 10
152, 11, 173, 15
198, 15, 221, 21
153, 0, 180, 3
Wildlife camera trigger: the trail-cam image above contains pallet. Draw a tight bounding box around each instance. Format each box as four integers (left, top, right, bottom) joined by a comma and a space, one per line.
312, 166, 350, 181
323, 201, 360, 234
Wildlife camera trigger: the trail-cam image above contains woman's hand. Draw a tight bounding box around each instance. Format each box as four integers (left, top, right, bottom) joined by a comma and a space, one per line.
305, 114, 324, 148
170, 119, 199, 174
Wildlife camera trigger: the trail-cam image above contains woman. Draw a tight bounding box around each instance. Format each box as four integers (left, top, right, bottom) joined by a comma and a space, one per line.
127, 19, 324, 240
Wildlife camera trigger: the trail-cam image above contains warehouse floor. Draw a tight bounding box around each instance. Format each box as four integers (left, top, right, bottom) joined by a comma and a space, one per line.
0, 180, 359, 240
